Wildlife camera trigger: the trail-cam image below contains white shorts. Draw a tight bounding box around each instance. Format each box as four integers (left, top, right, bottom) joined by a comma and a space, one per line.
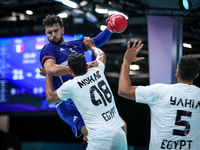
86, 128, 127, 150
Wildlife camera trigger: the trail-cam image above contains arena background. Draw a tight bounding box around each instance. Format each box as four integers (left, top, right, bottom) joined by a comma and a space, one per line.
0, 0, 200, 149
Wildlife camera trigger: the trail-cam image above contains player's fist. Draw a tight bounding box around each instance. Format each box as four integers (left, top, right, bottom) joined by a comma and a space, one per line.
83, 37, 95, 50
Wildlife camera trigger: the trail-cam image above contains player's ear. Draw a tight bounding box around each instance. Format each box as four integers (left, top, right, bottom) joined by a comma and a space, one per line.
62, 27, 64, 34
68, 67, 73, 75
196, 73, 199, 78
176, 69, 180, 77
86, 64, 89, 70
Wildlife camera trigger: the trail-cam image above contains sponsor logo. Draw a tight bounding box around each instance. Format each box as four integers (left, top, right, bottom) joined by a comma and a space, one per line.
73, 116, 78, 122
60, 48, 65, 51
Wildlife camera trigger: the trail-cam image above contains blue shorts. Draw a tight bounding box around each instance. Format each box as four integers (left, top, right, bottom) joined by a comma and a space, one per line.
56, 101, 85, 138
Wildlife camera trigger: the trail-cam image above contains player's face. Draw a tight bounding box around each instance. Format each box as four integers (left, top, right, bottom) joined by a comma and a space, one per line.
45, 23, 64, 45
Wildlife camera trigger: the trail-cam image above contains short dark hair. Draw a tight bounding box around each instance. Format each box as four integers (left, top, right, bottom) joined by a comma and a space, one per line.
68, 53, 87, 76
42, 14, 63, 28
178, 55, 199, 81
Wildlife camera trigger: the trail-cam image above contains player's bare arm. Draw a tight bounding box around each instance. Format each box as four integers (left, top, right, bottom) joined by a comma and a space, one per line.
42, 58, 70, 76
40, 59, 98, 76
45, 75, 63, 104
118, 40, 144, 100
87, 60, 99, 68
83, 37, 106, 65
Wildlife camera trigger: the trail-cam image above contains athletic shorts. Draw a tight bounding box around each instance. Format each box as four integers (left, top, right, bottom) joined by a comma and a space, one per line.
56, 102, 85, 138
87, 128, 127, 150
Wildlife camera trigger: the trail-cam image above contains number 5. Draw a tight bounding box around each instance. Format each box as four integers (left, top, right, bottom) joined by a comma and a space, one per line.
173, 110, 192, 136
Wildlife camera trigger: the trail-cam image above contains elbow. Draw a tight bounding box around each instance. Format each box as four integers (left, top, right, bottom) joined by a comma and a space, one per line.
45, 68, 55, 76
45, 94, 55, 104
46, 97, 52, 104
118, 86, 133, 99
118, 88, 127, 97
101, 52, 106, 61
46, 99, 56, 104
101, 51, 106, 59
99, 51, 106, 58
118, 86, 136, 100
46, 94, 61, 104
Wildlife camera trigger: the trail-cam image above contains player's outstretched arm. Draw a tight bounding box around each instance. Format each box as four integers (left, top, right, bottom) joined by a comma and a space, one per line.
45, 75, 63, 104
83, 37, 106, 65
41, 58, 96, 76
91, 16, 112, 48
118, 40, 144, 100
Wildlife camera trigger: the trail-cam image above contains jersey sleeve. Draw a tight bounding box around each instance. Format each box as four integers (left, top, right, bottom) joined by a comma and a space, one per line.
65, 39, 87, 53
91, 29, 111, 47
40, 44, 57, 66
57, 80, 73, 101
135, 83, 164, 105
96, 60, 105, 72
68, 29, 111, 52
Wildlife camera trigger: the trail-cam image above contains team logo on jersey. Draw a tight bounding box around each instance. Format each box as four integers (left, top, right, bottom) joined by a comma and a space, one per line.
60, 48, 65, 51
69, 48, 77, 53
73, 116, 78, 122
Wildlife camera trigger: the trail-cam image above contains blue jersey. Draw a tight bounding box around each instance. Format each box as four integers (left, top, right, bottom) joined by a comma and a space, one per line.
40, 39, 86, 90
40, 29, 111, 90
40, 39, 86, 115
40, 29, 111, 137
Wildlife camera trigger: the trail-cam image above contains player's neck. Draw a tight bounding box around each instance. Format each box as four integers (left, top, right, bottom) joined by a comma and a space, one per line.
177, 78, 193, 85
73, 71, 88, 78
60, 40, 65, 45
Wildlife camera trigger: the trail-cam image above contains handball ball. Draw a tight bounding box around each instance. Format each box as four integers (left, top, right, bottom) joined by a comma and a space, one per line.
108, 14, 127, 33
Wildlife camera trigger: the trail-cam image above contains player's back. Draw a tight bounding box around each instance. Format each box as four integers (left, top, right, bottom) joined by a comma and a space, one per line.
65, 64, 124, 140
56, 61, 127, 149
149, 83, 200, 150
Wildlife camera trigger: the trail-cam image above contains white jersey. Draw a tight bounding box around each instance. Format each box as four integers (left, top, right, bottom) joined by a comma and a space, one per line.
136, 83, 200, 150
57, 60, 124, 141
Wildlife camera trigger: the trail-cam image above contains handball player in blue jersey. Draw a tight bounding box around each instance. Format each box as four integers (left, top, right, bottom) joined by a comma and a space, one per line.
45, 37, 128, 150
39, 14, 126, 149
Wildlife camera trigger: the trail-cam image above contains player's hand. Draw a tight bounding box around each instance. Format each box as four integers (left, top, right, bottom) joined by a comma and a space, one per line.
83, 37, 95, 50
39, 67, 46, 76
123, 40, 144, 63
106, 14, 114, 33
87, 60, 99, 68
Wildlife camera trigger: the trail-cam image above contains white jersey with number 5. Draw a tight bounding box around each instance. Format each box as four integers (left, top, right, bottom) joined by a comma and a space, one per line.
57, 60, 124, 142
136, 83, 200, 150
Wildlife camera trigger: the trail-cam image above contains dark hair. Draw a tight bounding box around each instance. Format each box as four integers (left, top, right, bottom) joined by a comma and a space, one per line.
68, 53, 87, 76
178, 55, 199, 81
42, 14, 63, 28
